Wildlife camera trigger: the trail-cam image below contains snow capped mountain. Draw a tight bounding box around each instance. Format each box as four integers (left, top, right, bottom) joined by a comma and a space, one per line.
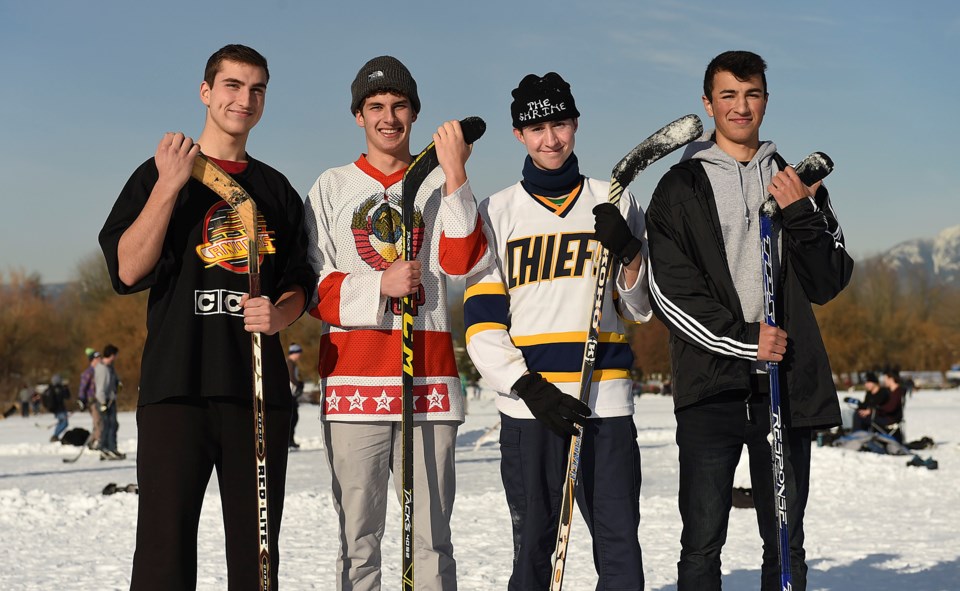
882, 225, 960, 286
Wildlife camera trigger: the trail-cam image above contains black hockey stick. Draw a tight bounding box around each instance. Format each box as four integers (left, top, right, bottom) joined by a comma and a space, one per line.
400, 117, 486, 590
62, 434, 93, 463
191, 154, 271, 591
759, 151, 833, 591
550, 114, 703, 591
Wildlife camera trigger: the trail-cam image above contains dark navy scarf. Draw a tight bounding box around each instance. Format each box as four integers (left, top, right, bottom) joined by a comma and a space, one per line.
521, 153, 582, 198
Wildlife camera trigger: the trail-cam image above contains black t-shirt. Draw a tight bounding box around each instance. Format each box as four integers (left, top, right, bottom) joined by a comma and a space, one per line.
99, 156, 316, 407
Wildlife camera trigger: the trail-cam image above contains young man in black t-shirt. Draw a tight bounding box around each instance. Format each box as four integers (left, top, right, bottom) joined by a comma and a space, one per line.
99, 44, 315, 589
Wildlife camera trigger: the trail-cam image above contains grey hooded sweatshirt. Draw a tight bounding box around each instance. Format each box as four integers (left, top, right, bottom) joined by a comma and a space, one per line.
679, 131, 781, 375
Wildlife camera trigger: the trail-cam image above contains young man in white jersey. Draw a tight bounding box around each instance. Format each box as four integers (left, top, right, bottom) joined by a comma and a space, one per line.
463, 72, 652, 590
303, 55, 491, 591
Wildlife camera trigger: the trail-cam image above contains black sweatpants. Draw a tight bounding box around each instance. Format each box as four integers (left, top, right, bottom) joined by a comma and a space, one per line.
130, 398, 291, 590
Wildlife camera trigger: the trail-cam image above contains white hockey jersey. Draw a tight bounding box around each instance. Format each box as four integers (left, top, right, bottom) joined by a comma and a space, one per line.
305, 155, 491, 422
464, 177, 652, 419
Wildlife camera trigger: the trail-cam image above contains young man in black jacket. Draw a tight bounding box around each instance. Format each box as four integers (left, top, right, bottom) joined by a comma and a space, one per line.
646, 50, 854, 591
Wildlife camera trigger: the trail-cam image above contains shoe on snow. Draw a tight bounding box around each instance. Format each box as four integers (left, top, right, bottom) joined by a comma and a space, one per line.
732, 487, 754, 509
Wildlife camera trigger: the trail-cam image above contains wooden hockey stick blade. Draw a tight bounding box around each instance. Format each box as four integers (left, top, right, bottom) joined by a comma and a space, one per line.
191, 154, 258, 240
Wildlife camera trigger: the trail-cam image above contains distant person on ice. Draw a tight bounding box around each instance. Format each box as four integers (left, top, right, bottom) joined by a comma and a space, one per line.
78, 349, 101, 448
93, 344, 122, 460
99, 44, 315, 589
464, 71, 653, 590
43, 373, 71, 442
645, 50, 854, 590
286, 342, 303, 449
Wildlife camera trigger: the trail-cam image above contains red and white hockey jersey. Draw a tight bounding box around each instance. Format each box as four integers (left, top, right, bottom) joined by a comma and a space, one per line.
305, 155, 490, 422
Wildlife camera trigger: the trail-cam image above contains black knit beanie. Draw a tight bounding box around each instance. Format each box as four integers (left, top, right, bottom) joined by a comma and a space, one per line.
510, 72, 580, 129
350, 56, 420, 114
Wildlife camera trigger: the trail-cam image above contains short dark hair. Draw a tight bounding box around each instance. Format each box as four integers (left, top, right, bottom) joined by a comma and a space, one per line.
703, 50, 767, 100
103, 344, 119, 358
204, 44, 269, 87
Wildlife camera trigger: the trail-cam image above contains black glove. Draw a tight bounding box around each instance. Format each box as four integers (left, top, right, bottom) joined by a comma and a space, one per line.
593, 203, 643, 265
512, 372, 591, 437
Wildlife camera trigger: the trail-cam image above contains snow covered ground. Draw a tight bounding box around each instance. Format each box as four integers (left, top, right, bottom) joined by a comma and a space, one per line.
2, 389, 958, 590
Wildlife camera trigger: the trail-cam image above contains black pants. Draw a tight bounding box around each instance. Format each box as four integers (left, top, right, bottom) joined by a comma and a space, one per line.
130, 398, 291, 590
675, 389, 812, 591
499, 413, 644, 591
289, 397, 299, 445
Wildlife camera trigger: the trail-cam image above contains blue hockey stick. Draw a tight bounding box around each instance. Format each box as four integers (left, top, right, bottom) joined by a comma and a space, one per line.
759, 151, 833, 591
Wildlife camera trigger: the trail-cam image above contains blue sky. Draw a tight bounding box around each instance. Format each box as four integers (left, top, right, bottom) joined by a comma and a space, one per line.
2, 0, 958, 283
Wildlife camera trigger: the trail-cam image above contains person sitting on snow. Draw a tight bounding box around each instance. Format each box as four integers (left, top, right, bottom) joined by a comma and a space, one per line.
853, 372, 896, 431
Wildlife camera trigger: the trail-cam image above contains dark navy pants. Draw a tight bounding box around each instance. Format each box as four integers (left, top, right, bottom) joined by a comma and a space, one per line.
675, 389, 812, 591
499, 413, 644, 591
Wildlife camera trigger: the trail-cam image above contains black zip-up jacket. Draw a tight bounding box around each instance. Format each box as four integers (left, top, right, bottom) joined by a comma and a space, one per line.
646, 156, 854, 429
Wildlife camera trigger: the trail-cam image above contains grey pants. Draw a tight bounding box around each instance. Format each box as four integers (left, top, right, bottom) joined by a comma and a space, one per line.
323, 420, 458, 591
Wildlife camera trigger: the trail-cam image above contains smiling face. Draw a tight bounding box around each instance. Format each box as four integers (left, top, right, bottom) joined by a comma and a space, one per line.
513, 118, 578, 171
355, 91, 416, 161
200, 59, 267, 140
703, 70, 767, 158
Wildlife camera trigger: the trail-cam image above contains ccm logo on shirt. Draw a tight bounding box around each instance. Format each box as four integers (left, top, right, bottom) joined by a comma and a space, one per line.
195, 289, 245, 317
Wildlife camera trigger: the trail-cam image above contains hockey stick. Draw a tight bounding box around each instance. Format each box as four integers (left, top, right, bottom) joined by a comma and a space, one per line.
550, 114, 703, 591
191, 154, 271, 591
399, 117, 486, 591
759, 151, 834, 591
62, 434, 92, 463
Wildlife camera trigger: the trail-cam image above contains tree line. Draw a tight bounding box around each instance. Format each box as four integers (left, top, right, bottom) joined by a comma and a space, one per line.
629, 259, 960, 382
2, 255, 958, 411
